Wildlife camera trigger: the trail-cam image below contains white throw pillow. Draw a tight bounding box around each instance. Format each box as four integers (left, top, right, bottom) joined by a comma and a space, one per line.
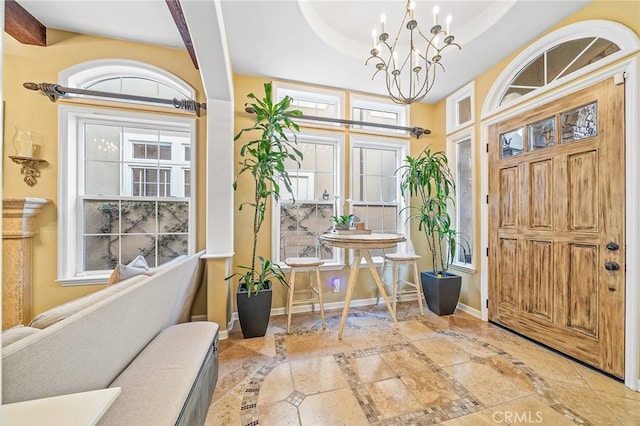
107, 255, 150, 285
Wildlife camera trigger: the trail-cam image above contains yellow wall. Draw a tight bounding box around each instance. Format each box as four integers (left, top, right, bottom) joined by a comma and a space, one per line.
2, 30, 207, 317
5, 0, 638, 324
230, 74, 438, 311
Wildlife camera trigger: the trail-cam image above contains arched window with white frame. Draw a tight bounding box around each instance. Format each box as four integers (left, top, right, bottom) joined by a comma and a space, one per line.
57, 60, 197, 285
482, 20, 640, 118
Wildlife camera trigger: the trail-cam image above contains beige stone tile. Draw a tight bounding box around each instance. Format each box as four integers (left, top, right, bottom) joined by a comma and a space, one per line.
346, 313, 390, 328
342, 323, 405, 352
445, 362, 532, 407
400, 368, 461, 406
483, 355, 535, 393
396, 319, 437, 340
448, 313, 489, 329
217, 338, 235, 354
298, 387, 369, 425
544, 376, 620, 426
258, 400, 301, 426
451, 324, 504, 349
349, 354, 396, 383
439, 409, 501, 425
573, 363, 640, 402
209, 387, 228, 404
380, 349, 431, 377
258, 362, 294, 405
204, 391, 241, 426
365, 377, 423, 419
444, 334, 496, 358
597, 390, 640, 425
490, 395, 575, 425
418, 311, 452, 331
285, 329, 352, 359
290, 355, 349, 395
217, 344, 270, 392
500, 342, 584, 386
237, 333, 276, 357
412, 335, 471, 367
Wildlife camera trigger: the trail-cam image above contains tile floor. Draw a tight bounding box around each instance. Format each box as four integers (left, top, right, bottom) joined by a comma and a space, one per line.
204, 301, 640, 425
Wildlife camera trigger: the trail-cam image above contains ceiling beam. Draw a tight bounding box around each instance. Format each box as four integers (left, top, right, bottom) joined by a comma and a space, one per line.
4, 0, 46, 46
165, 0, 198, 69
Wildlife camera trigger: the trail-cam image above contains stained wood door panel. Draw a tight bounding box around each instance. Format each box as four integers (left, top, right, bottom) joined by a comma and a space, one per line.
499, 167, 518, 228
497, 238, 519, 309
567, 243, 599, 336
488, 77, 625, 378
527, 240, 554, 321
567, 150, 598, 230
529, 160, 553, 229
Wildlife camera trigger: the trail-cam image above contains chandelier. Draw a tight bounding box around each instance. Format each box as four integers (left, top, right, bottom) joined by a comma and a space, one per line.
366, 1, 461, 105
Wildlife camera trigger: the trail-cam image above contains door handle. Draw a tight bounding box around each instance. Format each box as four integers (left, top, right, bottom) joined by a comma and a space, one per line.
604, 261, 620, 271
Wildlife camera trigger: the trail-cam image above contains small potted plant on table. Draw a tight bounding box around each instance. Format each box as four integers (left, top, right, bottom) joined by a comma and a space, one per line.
331, 214, 353, 231
399, 147, 462, 315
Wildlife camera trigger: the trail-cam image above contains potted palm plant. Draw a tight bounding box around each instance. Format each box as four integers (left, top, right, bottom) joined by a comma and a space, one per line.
399, 147, 462, 315
227, 82, 303, 337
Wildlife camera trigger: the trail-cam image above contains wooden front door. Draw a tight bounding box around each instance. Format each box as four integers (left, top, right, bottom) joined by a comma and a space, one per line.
488, 77, 625, 378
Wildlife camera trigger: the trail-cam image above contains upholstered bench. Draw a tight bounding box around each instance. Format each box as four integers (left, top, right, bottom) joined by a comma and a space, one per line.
99, 321, 219, 426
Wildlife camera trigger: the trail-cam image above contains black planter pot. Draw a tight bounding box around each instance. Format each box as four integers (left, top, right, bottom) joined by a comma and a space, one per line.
420, 271, 462, 316
236, 281, 273, 338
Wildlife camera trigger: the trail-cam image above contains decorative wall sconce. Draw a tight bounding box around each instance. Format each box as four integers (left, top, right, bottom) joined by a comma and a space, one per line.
9, 128, 47, 187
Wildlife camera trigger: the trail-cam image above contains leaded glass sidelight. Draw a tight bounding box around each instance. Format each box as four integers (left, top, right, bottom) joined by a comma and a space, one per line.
528, 117, 556, 151
501, 128, 524, 158
561, 102, 598, 143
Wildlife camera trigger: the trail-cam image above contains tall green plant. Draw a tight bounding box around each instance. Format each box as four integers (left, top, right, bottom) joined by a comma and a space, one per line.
399, 147, 457, 275
227, 82, 303, 295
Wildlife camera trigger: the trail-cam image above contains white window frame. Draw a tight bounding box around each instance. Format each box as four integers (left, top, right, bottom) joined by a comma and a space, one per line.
447, 130, 476, 274
60, 59, 195, 99
57, 105, 196, 285
482, 20, 640, 119
349, 135, 410, 266
273, 81, 345, 129
350, 93, 409, 136
272, 131, 345, 270
446, 81, 475, 134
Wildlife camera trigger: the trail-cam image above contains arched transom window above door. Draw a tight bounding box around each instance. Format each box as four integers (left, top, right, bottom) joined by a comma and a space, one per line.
483, 20, 640, 118
501, 37, 619, 105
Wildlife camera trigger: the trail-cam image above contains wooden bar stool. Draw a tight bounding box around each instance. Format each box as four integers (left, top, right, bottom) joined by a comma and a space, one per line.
284, 257, 325, 333
379, 240, 424, 315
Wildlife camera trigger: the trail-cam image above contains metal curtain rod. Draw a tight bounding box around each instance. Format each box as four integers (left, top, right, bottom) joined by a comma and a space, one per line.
23, 82, 207, 117
244, 106, 430, 138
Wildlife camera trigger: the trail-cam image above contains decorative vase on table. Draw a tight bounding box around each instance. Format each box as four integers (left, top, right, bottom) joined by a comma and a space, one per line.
236, 281, 273, 338
420, 271, 462, 315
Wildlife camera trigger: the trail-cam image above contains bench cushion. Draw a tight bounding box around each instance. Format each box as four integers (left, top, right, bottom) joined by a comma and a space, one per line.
98, 321, 219, 426
28, 275, 148, 329
1, 326, 40, 347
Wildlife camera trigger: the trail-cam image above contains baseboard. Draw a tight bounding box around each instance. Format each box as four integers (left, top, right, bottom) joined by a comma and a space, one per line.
190, 314, 208, 322
456, 302, 482, 319
224, 295, 481, 339
270, 296, 396, 316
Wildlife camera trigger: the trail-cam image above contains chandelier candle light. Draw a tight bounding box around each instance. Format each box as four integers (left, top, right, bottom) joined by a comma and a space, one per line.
366, 0, 461, 104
